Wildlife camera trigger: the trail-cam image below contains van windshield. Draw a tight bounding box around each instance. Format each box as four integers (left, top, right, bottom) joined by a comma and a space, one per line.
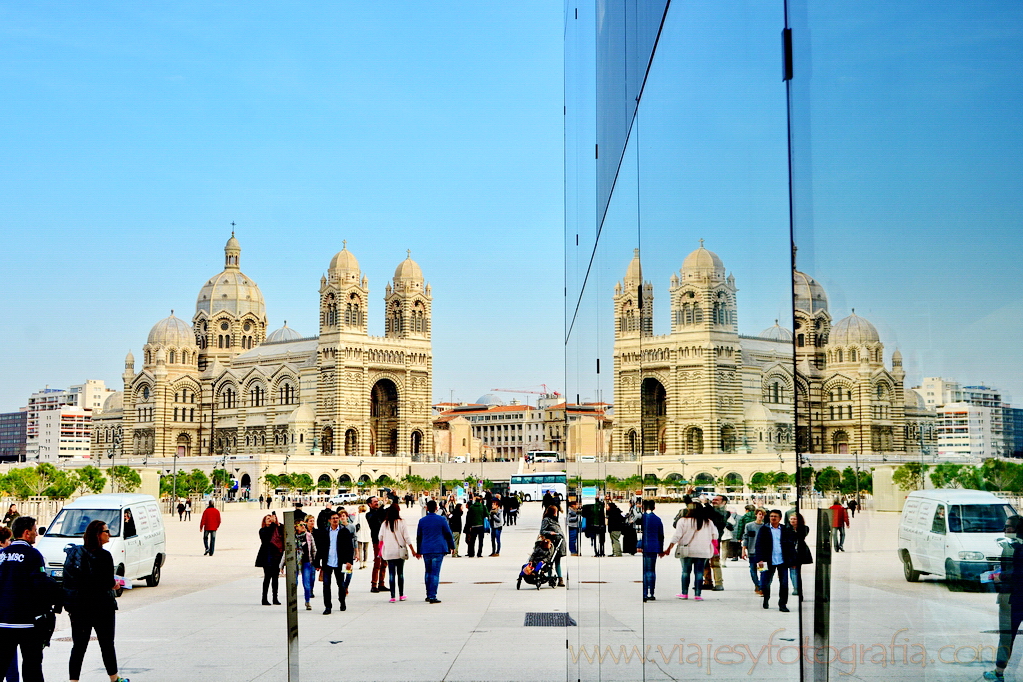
947, 504, 1016, 533
44, 509, 122, 538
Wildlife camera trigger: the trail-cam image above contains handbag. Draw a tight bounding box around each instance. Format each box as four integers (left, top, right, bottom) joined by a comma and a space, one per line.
34, 610, 56, 647
400, 545, 410, 561
675, 543, 692, 559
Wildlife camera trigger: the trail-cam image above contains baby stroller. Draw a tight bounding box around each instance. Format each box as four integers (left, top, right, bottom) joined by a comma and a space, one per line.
517, 533, 561, 589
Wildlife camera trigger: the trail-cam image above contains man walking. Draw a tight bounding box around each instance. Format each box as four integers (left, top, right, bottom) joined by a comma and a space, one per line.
641, 500, 664, 601
829, 498, 849, 552
199, 500, 221, 556
464, 495, 487, 558
314, 511, 354, 614
755, 509, 795, 612
317, 499, 335, 532
567, 501, 580, 556
417, 500, 455, 603
0, 516, 60, 682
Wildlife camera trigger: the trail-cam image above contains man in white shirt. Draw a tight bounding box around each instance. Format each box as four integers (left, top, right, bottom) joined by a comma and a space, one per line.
314, 512, 354, 615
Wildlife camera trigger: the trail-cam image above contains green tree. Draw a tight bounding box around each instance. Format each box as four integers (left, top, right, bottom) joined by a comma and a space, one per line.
211, 468, 232, 494
981, 459, 1023, 493
401, 474, 430, 494
107, 466, 142, 493
184, 469, 212, 495
929, 463, 983, 490
291, 473, 314, 493
749, 472, 769, 492
892, 462, 929, 491
771, 471, 791, 489
815, 466, 842, 492
276, 473, 294, 492
42, 470, 79, 499
160, 474, 188, 499
377, 475, 396, 489
77, 466, 107, 495
264, 473, 281, 491
797, 466, 815, 493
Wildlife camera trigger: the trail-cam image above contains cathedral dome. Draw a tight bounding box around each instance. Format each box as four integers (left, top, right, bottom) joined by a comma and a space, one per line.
624, 248, 642, 283
759, 321, 793, 341
102, 391, 124, 413
682, 243, 725, 279
328, 243, 360, 278
196, 235, 266, 318
266, 323, 302, 343
147, 313, 198, 348
793, 271, 828, 314
830, 312, 880, 346
394, 251, 424, 282
475, 393, 506, 406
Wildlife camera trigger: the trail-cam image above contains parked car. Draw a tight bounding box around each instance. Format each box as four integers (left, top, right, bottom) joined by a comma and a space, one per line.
38, 493, 167, 593
330, 492, 359, 504
898, 488, 1016, 583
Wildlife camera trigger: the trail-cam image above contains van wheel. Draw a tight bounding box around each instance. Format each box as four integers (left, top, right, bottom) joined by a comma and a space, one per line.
114, 565, 126, 597
524, 495, 531, 502
145, 561, 161, 587
902, 555, 921, 582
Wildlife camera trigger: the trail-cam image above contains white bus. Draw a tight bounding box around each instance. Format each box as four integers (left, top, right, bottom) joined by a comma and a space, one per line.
510, 472, 567, 502
526, 450, 563, 463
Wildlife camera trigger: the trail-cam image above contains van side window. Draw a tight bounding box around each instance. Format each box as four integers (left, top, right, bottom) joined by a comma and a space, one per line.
123, 508, 138, 539
931, 505, 946, 535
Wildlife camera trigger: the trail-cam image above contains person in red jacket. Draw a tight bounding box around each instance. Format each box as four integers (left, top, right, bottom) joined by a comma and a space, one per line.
200, 501, 222, 556
829, 499, 849, 552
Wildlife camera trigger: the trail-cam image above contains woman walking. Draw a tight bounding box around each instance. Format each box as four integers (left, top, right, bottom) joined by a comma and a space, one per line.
489, 500, 504, 556
255, 514, 283, 605
338, 509, 358, 596
2, 504, 18, 527
540, 505, 567, 587
662, 500, 716, 601
295, 518, 317, 610
787, 512, 813, 598
380, 503, 419, 602
63, 519, 130, 682
353, 504, 372, 569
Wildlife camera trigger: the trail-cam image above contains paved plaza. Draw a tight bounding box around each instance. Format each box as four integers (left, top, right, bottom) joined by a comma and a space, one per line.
32, 502, 1020, 681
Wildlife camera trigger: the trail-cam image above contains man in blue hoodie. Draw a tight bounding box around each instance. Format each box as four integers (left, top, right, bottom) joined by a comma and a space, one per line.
417, 500, 456, 603
640, 500, 664, 602
0, 516, 60, 682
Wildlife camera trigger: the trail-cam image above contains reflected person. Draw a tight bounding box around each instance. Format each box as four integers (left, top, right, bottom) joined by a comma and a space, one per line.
988, 514, 1023, 681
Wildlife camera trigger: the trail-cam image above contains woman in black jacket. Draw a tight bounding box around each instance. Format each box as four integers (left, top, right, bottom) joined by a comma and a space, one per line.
787, 512, 813, 598
63, 519, 129, 682
256, 514, 283, 605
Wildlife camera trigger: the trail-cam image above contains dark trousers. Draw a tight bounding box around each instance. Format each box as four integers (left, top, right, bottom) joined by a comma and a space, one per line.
262, 565, 279, 602
642, 552, 658, 597
760, 563, 790, 608
0, 628, 43, 682
491, 527, 503, 554
204, 529, 217, 555
467, 527, 484, 557
321, 565, 346, 610
387, 559, 406, 598
591, 530, 605, 556
372, 543, 387, 588
69, 609, 118, 678
996, 601, 1023, 669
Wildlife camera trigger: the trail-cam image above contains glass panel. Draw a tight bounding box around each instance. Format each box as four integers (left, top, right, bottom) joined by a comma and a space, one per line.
787, 0, 1023, 678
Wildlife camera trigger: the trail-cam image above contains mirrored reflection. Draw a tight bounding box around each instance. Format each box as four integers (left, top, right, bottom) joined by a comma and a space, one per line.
568, 0, 795, 679
788, 1, 1023, 679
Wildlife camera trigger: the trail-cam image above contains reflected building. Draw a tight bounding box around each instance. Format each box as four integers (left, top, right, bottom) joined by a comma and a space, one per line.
95, 235, 434, 492
612, 243, 931, 488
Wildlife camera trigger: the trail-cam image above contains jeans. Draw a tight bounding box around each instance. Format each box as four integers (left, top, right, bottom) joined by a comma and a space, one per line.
0, 628, 42, 682
789, 566, 800, 595
748, 556, 761, 589
610, 530, 622, 556
68, 608, 118, 678
204, 529, 217, 555
760, 563, 790, 608
298, 561, 315, 602
680, 557, 708, 596
387, 559, 406, 598
568, 527, 578, 554
451, 532, 461, 556
372, 542, 386, 588
423, 553, 445, 599
832, 526, 846, 551
642, 552, 658, 598
491, 527, 503, 554
591, 530, 605, 556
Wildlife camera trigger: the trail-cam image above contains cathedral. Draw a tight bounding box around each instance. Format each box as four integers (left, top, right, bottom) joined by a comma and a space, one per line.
93, 235, 433, 492
612, 242, 924, 488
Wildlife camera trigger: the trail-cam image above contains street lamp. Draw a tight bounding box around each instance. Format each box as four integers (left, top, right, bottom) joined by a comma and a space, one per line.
107, 433, 122, 492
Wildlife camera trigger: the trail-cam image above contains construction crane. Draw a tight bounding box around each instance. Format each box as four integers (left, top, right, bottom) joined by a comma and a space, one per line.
490, 384, 561, 397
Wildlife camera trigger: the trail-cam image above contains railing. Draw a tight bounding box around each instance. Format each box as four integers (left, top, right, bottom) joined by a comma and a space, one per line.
1, 497, 66, 527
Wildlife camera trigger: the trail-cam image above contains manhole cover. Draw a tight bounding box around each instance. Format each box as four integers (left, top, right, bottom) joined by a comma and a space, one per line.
579, 580, 607, 583
524, 612, 577, 627
473, 581, 502, 584
54, 636, 97, 642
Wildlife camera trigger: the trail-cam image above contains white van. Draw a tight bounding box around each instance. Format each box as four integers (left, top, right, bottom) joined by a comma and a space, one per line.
38, 493, 167, 591
897, 489, 1016, 583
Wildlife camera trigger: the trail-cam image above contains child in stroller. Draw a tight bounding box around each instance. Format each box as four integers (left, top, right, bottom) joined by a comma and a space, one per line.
517, 534, 559, 589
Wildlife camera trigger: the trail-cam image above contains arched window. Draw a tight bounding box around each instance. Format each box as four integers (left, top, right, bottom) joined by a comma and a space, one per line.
850, 349, 857, 362
250, 385, 264, 407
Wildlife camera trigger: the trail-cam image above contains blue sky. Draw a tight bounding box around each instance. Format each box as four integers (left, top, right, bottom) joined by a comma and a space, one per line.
1, 1, 1021, 413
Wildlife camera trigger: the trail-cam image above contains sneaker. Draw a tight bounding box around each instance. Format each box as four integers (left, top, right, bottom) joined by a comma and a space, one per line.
399, 595, 407, 601
694, 596, 704, 601
305, 602, 311, 610
984, 671, 1006, 681
428, 598, 442, 604
676, 593, 688, 600
389, 597, 396, 603
712, 586, 724, 591
755, 588, 762, 595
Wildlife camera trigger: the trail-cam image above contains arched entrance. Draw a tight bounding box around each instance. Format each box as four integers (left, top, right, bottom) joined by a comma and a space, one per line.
344, 429, 358, 456
832, 431, 849, 455
685, 426, 704, 455
322, 426, 334, 455
720, 425, 737, 453
410, 430, 423, 455
176, 433, 191, 457
641, 378, 667, 455
240, 473, 251, 489
371, 379, 400, 455
317, 474, 332, 492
